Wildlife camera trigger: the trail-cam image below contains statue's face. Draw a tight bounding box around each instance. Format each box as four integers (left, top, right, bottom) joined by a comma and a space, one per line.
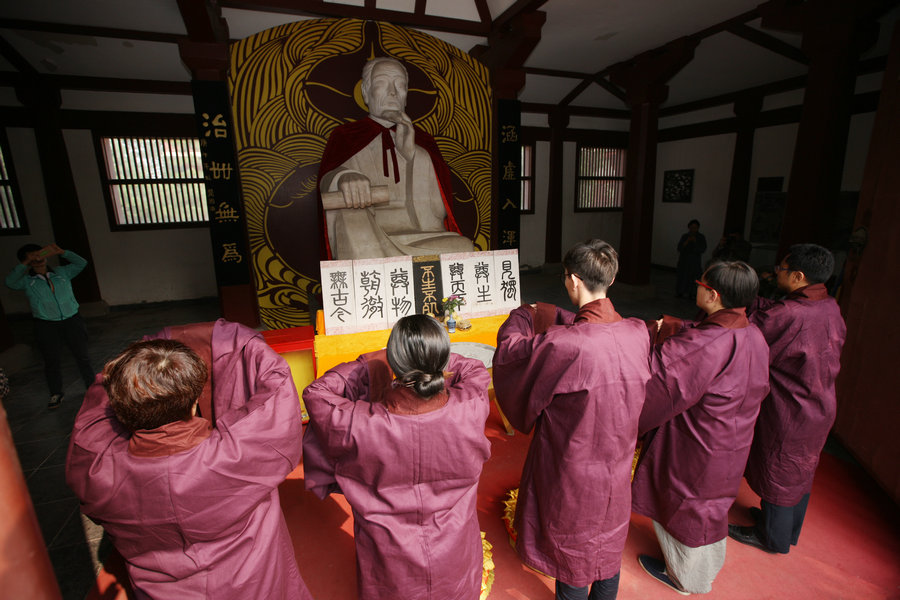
363, 61, 408, 119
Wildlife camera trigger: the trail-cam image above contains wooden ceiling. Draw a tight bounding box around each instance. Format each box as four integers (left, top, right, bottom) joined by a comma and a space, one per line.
0, 1, 897, 116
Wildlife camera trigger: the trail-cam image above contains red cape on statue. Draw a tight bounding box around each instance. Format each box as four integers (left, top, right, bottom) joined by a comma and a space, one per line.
317, 116, 463, 259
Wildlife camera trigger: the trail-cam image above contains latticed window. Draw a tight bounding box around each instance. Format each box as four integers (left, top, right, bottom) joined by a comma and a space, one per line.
576, 146, 626, 211
99, 137, 208, 229
520, 143, 535, 214
0, 133, 27, 234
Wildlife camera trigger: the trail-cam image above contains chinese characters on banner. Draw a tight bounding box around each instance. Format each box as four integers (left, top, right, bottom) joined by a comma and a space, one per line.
320, 251, 521, 335
498, 99, 521, 250
191, 80, 252, 287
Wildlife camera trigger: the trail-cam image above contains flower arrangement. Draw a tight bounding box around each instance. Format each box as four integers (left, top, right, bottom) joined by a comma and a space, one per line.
442, 294, 466, 318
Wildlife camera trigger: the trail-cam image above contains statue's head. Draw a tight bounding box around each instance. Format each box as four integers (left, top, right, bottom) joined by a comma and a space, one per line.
361, 57, 409, 120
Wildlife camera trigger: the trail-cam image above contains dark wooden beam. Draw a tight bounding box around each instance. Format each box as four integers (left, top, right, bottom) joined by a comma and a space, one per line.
177, 0, 229, 43
474, 0, 493, 27
558, 78, 592, 107
491, 0, 549, 34
520, 102, 630, 119
0, 18, 184, 44
727, 22, 808, 64
414, 0, 426, 16
0, 71, 193, 95
659, 54, 887, 116
524, 66, 591, 79
0, 34, 37, 75
219, 0, 490, 36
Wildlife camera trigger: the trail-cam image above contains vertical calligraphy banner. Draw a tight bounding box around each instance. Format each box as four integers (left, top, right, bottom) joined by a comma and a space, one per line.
412, 255, 444, 318
191, 80, 253, 290
497, 99, 522, 250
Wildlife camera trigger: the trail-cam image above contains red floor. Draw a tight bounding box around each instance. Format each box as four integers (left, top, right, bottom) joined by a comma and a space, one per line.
88, 402, 900, 600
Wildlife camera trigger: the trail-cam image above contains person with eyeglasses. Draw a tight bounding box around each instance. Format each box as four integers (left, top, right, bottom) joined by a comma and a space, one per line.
729, 243, 846, 555
492, 239, 651, 600
632, 260, 770, 595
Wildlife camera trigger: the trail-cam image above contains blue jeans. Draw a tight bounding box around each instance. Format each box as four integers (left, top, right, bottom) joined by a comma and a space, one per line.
555, 572, 620, 600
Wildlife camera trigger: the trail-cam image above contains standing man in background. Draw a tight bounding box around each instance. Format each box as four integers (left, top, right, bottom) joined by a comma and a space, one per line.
6, 243, 94, 408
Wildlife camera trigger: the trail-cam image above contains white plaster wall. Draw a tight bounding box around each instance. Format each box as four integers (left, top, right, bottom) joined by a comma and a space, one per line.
0, 128, 56, 315
843, 112, 876, 190
63, 129, 217, 306
518, 140, 549, 268
652, 134, 736, 268
561, 141, 623, 257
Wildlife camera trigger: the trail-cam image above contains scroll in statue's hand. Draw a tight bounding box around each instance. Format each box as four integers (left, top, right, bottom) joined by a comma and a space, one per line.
337, 172, 375, 208
383, 110, 416, 162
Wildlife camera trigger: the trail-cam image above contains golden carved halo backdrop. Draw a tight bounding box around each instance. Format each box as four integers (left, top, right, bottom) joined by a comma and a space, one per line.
228, 19, 493, 329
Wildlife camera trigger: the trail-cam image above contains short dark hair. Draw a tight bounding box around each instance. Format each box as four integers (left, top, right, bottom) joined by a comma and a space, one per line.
688, 219, 700, 228
386, 314, 449, 398
103, 340, 208, 432
703, 261, 759, 309
16, 243, 42, 263
563, 239, 618, 293
784, 244, 834, 284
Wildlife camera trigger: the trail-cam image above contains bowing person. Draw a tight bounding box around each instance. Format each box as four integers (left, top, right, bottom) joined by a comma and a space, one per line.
303, 314, 491, 600
633, 261, 770, 594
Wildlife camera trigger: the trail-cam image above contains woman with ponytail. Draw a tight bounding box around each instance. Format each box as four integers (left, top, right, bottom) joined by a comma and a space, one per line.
303, 314, 492, 600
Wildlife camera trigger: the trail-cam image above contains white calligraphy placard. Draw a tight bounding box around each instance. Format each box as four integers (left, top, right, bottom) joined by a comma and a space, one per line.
352, 258, 389, 332
320, 260, 357, 335
382, 255, 415, 326
494, 249, 521, 309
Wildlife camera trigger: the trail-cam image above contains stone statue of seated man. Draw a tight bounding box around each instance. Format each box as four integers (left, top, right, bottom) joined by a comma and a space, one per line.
318, 57, 475, 260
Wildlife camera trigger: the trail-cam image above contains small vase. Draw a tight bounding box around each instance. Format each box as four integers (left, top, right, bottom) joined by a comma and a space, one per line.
447, 314, 457, 333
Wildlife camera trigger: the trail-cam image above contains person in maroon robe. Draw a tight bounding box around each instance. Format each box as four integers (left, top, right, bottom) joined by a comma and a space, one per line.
66, 320, 311, 600
492, 239, 650, 600
317, 56, 472, 259
729, 244, 847, 554
632, 261, 770, 594
302, 314, 491, 600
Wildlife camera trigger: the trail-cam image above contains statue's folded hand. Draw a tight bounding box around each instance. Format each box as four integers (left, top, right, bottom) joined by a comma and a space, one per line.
337, 172, 374, 208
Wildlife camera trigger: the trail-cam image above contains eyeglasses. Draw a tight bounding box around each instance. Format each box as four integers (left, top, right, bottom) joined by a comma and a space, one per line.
562, 272, 582, 282
774, 263, 788, 273
695, 279, 717, 293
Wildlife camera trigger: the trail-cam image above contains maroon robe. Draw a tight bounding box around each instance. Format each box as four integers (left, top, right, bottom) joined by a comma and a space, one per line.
66, 320, 310, 600
744, 284, 847, 506
492, 299, 650, 586
302, 350, 491, 600
317, 117, 462, 259
632, 308, 770, 547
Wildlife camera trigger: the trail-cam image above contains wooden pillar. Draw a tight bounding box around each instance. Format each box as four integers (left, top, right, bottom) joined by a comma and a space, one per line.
611, 38, 698, 285
762, 0, 879, 254
833, 20, 900, 504
545, 109, 569, 263
0, 403, 62, 599
14, 80, 102, 303
723, 94, 762, 237
471, 10, 545, 252
178, 37, 259, 327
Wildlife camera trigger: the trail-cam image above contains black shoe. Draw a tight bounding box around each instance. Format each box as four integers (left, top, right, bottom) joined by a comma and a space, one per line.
638, 555, 689, 595
728, 524, 776, 553
48, 394, 63, 409
748, 506, 762, 524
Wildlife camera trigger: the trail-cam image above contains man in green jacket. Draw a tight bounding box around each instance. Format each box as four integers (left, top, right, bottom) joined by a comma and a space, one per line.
6, 243, 94, 408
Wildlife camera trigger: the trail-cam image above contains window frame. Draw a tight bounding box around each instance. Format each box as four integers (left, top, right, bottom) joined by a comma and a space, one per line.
0, 129, 29, 236
574, 143, 627, 213
519, 142, 535, 215
94, 133, 210, 232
